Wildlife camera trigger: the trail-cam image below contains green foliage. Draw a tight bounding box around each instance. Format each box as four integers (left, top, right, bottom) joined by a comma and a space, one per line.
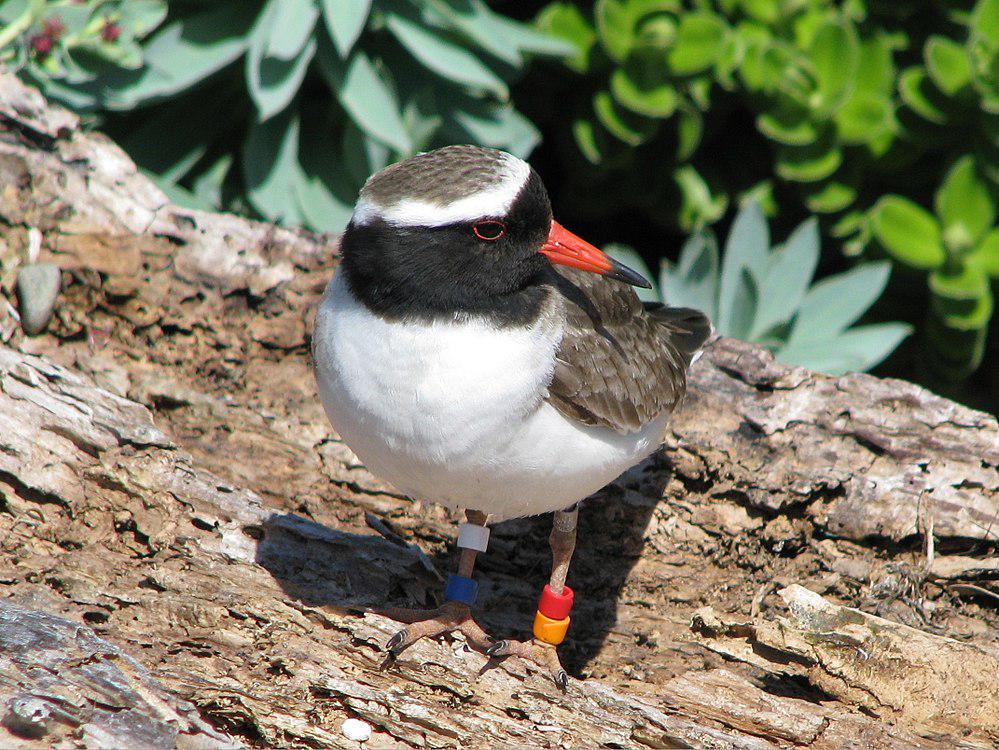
609, 203, 911, 374
2, 0, 571, 231
533, 0, 999, 384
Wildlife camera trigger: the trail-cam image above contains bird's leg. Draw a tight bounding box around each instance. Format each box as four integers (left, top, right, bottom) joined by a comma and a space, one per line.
379, 510, 495, 660
487, 504, 579, 689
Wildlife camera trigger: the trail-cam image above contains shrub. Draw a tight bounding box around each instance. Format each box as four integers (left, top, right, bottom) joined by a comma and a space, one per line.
608, 202, 911, 374
1, 0, 571, 231
533, 0, 999, 382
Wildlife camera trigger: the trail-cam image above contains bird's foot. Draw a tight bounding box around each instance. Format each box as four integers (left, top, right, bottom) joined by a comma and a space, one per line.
378, 601, 493, 661
486, 638, 569, 690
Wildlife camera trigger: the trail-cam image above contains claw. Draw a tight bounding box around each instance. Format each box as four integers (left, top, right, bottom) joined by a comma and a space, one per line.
385, 629, 408, 655
485, 640, 507, 657
555, 669, 568, 690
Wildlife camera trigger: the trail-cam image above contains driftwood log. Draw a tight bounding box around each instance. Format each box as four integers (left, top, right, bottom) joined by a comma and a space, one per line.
1, 71, 998, 749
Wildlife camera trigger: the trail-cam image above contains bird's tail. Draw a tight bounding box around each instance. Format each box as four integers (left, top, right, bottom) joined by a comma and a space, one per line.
645, 304, 713, 368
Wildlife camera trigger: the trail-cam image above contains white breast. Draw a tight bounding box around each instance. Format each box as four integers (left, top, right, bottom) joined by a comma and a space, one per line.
313, 271, 666, 520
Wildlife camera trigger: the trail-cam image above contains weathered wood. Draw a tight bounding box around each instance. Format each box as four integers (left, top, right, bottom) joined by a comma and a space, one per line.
0, 601, 239, 749
1, 69, 998, 748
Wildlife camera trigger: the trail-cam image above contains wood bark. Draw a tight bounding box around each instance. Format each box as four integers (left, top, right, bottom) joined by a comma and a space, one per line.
1, 71, 998, 749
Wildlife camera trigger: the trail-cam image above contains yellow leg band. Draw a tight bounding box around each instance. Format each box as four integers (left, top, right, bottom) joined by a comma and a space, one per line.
533, 610, 570, 645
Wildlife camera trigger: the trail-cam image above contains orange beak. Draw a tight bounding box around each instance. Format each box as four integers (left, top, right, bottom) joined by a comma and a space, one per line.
540, 221, 652, 289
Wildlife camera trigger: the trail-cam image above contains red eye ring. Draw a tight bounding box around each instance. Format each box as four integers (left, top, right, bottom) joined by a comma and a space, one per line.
473, 220, 506, 241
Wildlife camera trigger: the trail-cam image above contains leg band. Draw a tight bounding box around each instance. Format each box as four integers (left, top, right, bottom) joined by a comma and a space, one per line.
538, 584, 574, 621
456, 522, 490, 552
533, 611, 570, 645
443, 574, 477, 605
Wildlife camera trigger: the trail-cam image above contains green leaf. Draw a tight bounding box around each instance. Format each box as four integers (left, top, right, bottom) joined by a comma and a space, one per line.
776, 139, 843, 183
934, 156, 996, 253
968, 228, 999, 277
341, 121, 389, 188
259, 0, 319, 59
247, 0, 318, 120
899, 67, 948, 125
320, 0, 371, 57
931, 260, 990, 298
930, 263, 993, 330
595, 0, 631, 61
870, 195, 946, 269
675, 165, 727, 230
595, 0, 677, 62
667, 12, 727, 76
660, 231, 719, 319
146, 171, 216, 212
423, 0, 521, 66
317, 42, 411, 153
243, 108, 304, 225
449, 101, 540, 157
120, 100, 220, 182
385, 12, 508, 99
788, 262, 892, 344
250, 42, 316, 120
191, 155, 232, 210
777, 323, 911, 374
90, 39, 144, 70
486, 9, 579, 58
610, 56, 678, 117
295, 111, 356, 232
835, 92, 892, 144
119, 0, 169, 38
727, 267, 759, 340
676, 105, 703, 160
757, 104, 819, 146
925, 35, 973, 96
854, 35, 897, 97
536, 1, 597, 72
971, 0, 999, 49
804, 180, 857, 214
808, 19, 859, 116
100, 2, 256, 109
751, 217, 819, 339
740, 0, 779, 24
605, 244, 660, 303
572, 118, 608, 164
718, 201, 768, 333
593, 90, 659, 145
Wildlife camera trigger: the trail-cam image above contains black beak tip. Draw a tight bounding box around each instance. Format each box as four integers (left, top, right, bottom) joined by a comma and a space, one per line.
608, 258, 653, 289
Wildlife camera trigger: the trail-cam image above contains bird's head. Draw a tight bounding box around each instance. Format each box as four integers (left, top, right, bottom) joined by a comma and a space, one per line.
339, 145, 650, 322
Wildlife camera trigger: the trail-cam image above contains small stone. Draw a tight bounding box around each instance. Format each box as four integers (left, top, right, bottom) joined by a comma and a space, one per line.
341, 718, 372, 742
16, 263, 61, 335
4, 695, 52, 738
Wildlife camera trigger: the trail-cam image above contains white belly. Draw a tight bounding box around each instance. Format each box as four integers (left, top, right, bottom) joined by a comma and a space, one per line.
312, 271, 666, 520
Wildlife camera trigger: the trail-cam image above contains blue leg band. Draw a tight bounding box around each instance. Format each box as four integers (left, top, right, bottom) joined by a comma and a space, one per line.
443, 574, 477, 606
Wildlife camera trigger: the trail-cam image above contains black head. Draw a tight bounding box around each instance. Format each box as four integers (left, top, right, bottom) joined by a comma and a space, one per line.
339, 145, 556, 326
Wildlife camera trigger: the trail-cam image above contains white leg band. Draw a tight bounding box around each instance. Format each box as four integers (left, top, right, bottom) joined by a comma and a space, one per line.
457, 523, 490, 553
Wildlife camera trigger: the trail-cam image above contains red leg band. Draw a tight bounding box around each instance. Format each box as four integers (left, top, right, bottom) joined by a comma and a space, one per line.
538, 584, 574, 621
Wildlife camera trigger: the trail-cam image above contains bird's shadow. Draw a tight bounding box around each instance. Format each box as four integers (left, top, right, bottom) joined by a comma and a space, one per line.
256, 452, 672, 677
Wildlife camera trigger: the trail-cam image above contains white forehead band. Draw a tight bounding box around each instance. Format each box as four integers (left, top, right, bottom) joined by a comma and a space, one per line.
351, 157, 530, 228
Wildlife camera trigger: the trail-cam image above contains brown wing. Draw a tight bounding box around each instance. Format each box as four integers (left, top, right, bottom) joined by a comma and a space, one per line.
546, 267, 712, 435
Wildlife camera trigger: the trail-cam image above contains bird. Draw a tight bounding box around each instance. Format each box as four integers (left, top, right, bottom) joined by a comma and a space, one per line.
312, 144, 711, 687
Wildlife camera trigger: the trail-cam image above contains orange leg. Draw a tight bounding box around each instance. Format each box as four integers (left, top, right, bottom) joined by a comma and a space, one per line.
379, 511, 495, 660
487, 504, 578, 689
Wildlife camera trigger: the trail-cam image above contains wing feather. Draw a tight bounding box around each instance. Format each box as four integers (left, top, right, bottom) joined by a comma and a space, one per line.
546, 267, 711, 434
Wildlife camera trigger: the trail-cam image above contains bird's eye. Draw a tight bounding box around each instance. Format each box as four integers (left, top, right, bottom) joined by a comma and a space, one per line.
473, 220, 506, 241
